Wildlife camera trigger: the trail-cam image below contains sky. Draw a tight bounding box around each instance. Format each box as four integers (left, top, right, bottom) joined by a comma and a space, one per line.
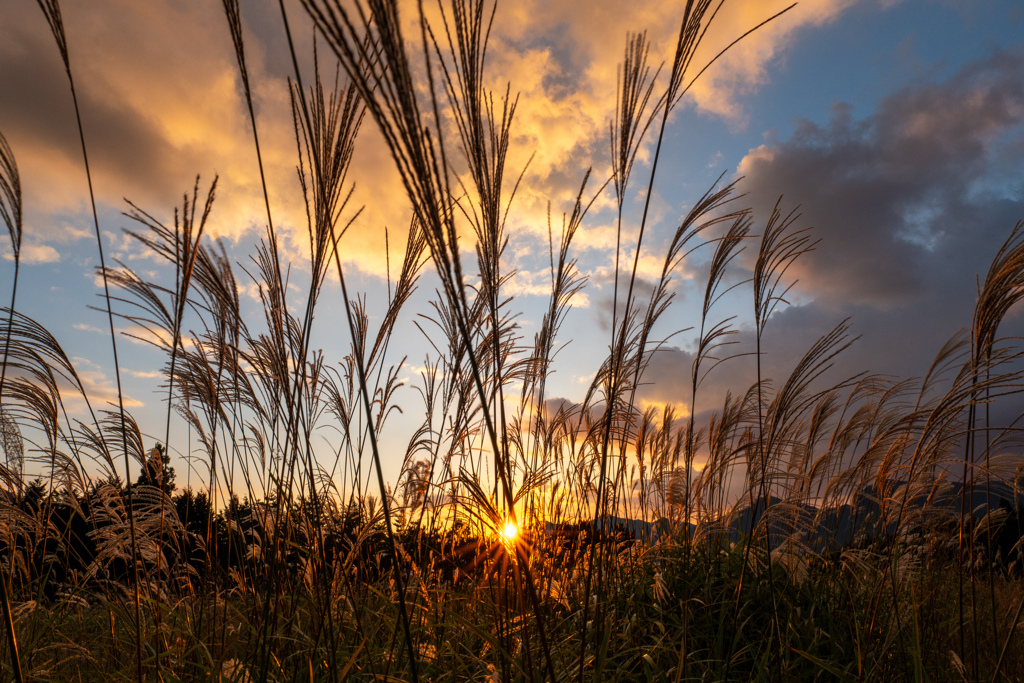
1, 0, 1023, 493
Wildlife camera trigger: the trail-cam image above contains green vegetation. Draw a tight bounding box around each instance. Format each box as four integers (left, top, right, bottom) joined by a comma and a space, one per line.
2, 0, 1024, 680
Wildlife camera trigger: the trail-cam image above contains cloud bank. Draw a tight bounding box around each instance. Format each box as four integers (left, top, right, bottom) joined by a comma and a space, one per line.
0, 0, 862, 279
638, 45, 1024, 416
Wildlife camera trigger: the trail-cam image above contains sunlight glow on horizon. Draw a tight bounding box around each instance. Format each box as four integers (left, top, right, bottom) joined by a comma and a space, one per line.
501, 521, 519, 544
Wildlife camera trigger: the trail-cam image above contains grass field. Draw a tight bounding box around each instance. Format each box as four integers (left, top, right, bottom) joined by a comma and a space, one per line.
2, 0, 1024, 681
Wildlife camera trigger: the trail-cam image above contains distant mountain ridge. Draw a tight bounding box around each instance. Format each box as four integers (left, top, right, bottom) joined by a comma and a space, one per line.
723, 477, 1023, 549
547, 479, 1023, 550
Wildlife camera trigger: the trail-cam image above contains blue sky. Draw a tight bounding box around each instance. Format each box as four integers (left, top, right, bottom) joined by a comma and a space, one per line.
1, 0, 1023, 494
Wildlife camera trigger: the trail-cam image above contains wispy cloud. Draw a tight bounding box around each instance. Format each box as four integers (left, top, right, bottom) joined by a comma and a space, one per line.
64, 357, 144, 411
127, 369, 163, 379
4, 242, 60, 263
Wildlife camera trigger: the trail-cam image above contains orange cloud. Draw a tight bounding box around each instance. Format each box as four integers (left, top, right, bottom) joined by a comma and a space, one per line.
0, 0, 863, 286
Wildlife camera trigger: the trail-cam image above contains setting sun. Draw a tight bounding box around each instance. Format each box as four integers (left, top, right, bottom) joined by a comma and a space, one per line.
502, 521, 519, 543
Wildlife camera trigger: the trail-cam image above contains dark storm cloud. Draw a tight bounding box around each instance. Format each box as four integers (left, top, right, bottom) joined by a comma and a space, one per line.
739, 46, 1024, 309
640, 47, 1024, 416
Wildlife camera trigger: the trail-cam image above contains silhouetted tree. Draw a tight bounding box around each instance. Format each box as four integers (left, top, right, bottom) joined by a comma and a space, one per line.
135, 442, 175, 495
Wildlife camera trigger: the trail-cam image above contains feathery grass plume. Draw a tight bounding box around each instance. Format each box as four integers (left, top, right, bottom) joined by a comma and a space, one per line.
223, 0, 311, 645
721, 197, 819, 677
583, 173, 745, 678
749, 199, 817, 510
33, 2, 144, 678
881, 334, 970, 534
0, 309, 113, 501
613, 0, 797, 349
758, 321, 858, 530
109, 179, 217, 472
295, 3, 435, 676
678, 215, 752, 549
109, 186, 216, 646
319, 217, 429, 679
218, 16, 296, 667
610, 32, 661, 212
301, 0, 518, 511
577, 6, 766, 652
520, 180, 594, 429
0, 133, 20, 267
689, 390, 743, 545
298, 1, 554, 677
430, 0, 547, 560
0, 127, 26, 683
971, 222, 1024, 365
0, 132, 22, 404
512, 184, 597, 552
428, 0, 542, 542
222, 0, 280, 248
605, 32, 660, 443
0, 410, 23, 484
959, 220, 1024, 671
288, 58, 373, 676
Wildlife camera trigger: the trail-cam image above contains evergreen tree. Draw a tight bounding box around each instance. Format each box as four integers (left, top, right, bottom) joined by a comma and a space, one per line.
136, 443, 176, 495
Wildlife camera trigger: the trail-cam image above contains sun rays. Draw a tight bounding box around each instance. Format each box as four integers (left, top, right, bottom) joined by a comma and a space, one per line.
501, 520, 519, 545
